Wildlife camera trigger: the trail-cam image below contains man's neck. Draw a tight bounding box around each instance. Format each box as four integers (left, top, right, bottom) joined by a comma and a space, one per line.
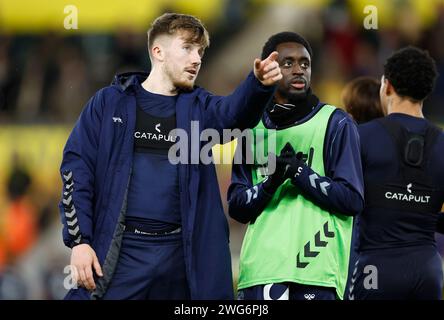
141, 67, 178, 96
267, 91, 319, 126
388, 97, 424, 118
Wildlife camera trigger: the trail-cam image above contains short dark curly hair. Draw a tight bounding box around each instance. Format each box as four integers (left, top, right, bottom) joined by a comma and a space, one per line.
384, 46, 438, 101
261, 31, 313, 60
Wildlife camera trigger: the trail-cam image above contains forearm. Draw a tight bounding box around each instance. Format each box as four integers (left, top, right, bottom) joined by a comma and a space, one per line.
204, 72, 275, 132
228, 182, 274, 224
59, 91, 103, 248
60, 156, 95, 248
227, 72, 275, 129
292, 164, 364, 216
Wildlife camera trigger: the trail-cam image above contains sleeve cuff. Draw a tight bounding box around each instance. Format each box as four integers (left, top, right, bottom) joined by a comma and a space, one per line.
290, 162, 310, 186
260, 180, 277, 197
69, 237, 91, 249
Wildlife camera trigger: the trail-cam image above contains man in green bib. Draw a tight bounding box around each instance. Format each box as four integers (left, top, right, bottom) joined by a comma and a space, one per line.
228, 32, 364, 300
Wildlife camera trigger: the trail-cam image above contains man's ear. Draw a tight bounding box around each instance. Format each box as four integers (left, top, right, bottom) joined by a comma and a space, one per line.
151, 35, 171, 63
385, 78, 395, 97
150, 43, 164, 62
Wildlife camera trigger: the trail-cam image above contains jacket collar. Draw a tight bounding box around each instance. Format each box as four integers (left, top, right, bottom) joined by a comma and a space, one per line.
111, 71, 148, 92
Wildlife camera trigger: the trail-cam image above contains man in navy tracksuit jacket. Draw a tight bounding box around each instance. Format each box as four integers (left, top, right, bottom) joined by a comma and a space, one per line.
59, 13, 282, 299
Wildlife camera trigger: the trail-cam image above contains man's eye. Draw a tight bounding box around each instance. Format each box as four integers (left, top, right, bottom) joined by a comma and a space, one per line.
183, 45, 191, 51
283, 61, 292, 68
301, 62, 309, 69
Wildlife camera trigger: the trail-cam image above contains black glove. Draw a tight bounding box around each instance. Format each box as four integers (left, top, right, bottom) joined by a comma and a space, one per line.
280, 142, 296, 158
281, 150, 307, 181
262, 143, 296, 194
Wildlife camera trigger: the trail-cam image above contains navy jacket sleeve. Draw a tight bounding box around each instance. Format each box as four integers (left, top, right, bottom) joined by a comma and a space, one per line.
58, 89, 105, 248
227, 139, 275, 224
291, 111, 364, 216
202, 71, 275, 134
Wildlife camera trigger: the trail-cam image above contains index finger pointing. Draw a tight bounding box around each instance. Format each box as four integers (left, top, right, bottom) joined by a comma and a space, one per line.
265, 51, 279, 63
254, 58, 262, 70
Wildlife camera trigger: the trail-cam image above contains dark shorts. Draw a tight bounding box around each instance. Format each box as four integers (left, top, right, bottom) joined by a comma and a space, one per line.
238, 282, 336, 300
102, 227, 190, 300
348, 245, 443, 300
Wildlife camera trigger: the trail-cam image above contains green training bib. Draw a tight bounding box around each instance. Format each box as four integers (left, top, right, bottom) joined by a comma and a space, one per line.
238, 105, 353, 300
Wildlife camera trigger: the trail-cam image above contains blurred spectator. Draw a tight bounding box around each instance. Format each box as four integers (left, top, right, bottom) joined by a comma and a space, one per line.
323, 1, 360, 75
341, 76, 384, 124
0, 268, 28, 299
0, 36, 20, 122
46, 44, 90, 122
2, 158, 38, 263
0, 3, 442, 123
0, 240, 5, 273
352, 40, 380, 77
114, 29, 148, 73
422, 5, 444, 121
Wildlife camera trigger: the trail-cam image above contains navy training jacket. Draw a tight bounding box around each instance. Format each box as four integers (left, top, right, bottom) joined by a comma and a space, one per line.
59, 71, 275, 299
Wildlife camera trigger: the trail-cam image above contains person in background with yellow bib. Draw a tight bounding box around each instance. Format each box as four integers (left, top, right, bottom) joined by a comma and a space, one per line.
228, 32, 364, 300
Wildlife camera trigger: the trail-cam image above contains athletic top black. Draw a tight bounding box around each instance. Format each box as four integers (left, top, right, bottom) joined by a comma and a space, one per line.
357, 113, 444, 251
125, 83, 180, 230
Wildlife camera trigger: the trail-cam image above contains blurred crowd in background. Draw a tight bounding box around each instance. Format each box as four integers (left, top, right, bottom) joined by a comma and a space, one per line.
0, 0, 443, 299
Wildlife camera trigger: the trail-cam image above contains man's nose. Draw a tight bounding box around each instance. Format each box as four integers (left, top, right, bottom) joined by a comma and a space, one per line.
292, 64, 304, 75
191, 50, 201, 65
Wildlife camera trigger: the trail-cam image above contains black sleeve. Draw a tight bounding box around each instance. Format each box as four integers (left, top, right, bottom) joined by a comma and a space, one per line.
227, 138, 275, 224
290, 111, 364, 216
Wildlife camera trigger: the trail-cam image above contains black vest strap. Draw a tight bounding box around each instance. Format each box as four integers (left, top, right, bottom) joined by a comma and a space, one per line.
376, 117, 441, 181
365, 117, 443, 214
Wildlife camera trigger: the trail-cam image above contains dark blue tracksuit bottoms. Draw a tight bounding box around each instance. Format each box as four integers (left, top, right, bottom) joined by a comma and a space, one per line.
102, 228, 190, 300
348, 245, 443, 300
